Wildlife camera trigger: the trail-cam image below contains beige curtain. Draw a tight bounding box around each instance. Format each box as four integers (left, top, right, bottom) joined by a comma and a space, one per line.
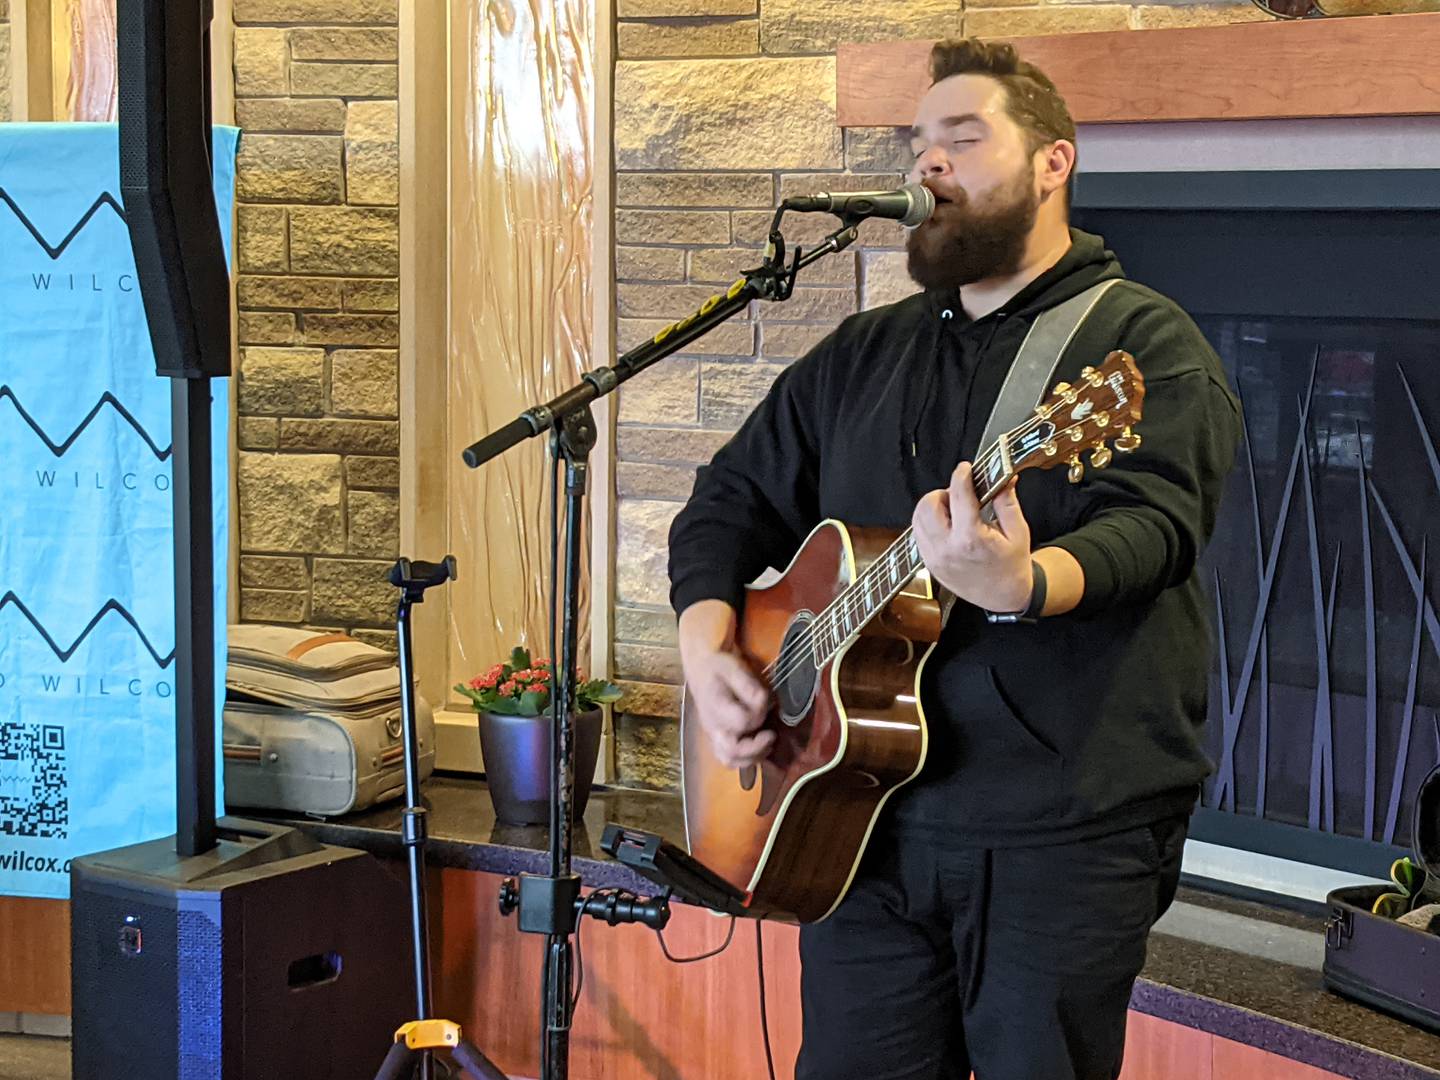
447, 0, 595, 690
54, 0, 117, 120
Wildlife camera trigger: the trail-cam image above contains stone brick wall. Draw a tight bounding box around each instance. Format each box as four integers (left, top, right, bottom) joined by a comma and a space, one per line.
606, 0, 1274, 789
231, 0, 402, 649
0, 0, 11, 123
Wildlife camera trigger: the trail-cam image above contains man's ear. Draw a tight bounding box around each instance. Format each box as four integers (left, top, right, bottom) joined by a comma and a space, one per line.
1038, 139, 1076, 197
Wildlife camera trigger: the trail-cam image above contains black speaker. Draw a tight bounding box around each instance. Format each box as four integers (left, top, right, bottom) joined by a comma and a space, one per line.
116, 0, 231, 378
71, 819, 413, 1079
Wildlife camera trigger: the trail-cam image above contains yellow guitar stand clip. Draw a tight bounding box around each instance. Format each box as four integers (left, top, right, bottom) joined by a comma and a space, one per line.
376, 1020, 507, 1080
396, 1021, 462, 1052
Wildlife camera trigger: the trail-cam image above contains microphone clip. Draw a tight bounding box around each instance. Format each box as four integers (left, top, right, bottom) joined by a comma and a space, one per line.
741, 203, 860, 305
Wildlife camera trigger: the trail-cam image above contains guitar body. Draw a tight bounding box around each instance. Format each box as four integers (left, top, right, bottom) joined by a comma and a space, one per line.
681, 520, 943, 923
680, 351, 1147, 923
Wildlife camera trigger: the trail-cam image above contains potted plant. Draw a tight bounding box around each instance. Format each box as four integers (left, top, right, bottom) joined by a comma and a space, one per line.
455, 647, 622, 826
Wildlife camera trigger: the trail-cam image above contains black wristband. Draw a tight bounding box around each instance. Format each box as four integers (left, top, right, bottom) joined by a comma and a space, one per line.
986, 559, 1046, 625
1022, 559, 1047, 619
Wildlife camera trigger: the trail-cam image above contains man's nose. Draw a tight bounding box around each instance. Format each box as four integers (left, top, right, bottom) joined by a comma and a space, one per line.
912, 145, 950, 180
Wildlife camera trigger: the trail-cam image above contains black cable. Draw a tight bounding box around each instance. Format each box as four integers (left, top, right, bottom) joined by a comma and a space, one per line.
572, 887, 623, 1013
655, 912, 737, 963
756, 921, 777, 1080
539, 447, 562, 1080
572, 909, 585, 1014
538, 961, 548, 1080
548, 435, 560, 722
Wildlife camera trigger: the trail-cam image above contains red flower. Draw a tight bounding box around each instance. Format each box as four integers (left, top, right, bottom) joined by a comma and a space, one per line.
499, 679, 519, 696
468, 663, 507, 692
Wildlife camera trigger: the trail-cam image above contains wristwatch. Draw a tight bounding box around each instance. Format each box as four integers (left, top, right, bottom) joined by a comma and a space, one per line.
985, 559, 1047, 625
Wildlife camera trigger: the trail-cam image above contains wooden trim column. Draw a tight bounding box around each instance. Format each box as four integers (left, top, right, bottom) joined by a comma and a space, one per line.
590, 0, 617, 780
398, 0, 450, 709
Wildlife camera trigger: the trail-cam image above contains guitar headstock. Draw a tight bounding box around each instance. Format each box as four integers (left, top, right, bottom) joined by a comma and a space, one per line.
1007, 350, 1145, 485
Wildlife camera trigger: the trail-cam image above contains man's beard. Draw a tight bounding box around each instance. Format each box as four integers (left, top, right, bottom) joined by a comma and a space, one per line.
905, 168, 1040, 291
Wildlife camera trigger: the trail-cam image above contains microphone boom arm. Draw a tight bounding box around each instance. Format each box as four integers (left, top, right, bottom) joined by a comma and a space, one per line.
461, 209, 859, 470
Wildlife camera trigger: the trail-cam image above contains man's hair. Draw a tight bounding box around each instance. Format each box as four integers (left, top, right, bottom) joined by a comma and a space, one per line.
929, 38, 1077, 206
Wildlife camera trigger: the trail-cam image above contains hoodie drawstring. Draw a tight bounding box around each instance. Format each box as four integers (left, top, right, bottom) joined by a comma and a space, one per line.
907, 308, 952, 458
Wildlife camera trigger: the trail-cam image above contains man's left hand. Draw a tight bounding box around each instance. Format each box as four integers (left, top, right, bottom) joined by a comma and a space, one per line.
912, 461, 1034, 613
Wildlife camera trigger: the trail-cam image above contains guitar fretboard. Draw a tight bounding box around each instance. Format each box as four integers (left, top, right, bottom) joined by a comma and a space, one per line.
806, 437, 1016, 667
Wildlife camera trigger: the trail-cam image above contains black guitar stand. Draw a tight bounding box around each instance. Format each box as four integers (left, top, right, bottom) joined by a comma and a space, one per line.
374, 556, 508, 1080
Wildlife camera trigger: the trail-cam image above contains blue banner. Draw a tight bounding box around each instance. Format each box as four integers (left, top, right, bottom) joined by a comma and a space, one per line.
0, 122, 238, 899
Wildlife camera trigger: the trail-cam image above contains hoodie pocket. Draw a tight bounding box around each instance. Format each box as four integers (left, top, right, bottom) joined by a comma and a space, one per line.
984, 665, 1061, 759
948, 662, 1065, 822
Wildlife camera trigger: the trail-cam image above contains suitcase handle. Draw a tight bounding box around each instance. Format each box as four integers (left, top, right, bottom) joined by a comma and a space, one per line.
1326, 910, 1353, 950
284, 632, 359, 661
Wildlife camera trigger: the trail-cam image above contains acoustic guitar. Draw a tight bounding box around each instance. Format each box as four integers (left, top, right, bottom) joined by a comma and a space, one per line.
681, 350, 1146, 922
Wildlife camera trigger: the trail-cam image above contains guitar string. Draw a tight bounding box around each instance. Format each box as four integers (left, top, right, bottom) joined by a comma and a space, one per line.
771, 403, 1117, 688
761, 428, 1027, 686
766, 400, 1129, 689
761, 411, 1051, 685
762, 407, 1125, 689
789, 393, 1135, 659
763, 391, 1133, 686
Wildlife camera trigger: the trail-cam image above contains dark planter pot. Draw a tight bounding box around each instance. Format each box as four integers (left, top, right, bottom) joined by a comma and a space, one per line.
476, 708, 603, 826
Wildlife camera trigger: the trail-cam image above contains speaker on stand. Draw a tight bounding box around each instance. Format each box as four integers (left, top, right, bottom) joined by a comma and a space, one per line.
70, 1, 414, 1076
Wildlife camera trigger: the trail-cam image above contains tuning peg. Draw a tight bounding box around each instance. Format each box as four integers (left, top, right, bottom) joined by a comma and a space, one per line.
1093, 410, 1110, 429
1069, 427, 1084, 443
1081, 366, 1104, 386
1067, 455, 1084, 484
1090, 445, 1113, 469
1042, 441, 1057, 458
1115, 427, 1142, 453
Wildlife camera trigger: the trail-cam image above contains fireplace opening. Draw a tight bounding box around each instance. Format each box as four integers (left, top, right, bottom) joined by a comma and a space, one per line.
1073, 170, 1440, 879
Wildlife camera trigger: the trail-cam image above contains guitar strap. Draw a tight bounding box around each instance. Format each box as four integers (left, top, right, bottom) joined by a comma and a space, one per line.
975, 278, 1124, 519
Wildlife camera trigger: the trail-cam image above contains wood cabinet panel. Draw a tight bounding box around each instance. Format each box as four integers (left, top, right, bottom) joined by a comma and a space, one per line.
1120, 1011, 1213, 1080
0, 898, 70, 1015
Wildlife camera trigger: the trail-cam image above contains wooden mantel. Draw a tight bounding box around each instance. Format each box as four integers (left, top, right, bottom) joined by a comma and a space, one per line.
837, 12, 1440, 127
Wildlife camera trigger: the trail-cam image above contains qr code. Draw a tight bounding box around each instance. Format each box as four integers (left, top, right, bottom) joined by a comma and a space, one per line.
0, 723, 68, 839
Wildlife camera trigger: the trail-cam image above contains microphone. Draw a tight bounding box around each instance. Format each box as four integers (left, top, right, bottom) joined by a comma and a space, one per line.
782, 182, 935, 227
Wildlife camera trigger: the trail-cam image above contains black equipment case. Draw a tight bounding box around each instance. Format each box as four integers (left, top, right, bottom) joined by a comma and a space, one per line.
1323, 767, 1440, 1033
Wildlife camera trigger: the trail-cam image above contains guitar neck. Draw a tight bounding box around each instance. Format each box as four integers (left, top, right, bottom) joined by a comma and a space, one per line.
794, 350, 1147, 674
810, 440, 1013, 663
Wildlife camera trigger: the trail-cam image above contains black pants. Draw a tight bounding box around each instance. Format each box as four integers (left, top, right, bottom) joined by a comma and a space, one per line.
795, 815, 1188, 1080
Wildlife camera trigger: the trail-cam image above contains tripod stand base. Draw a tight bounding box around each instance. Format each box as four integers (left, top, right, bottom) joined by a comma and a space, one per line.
376, 1021, 510, 1080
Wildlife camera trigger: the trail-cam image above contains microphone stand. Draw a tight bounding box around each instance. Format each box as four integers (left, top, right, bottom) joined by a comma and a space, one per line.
461, 210, 863, 1080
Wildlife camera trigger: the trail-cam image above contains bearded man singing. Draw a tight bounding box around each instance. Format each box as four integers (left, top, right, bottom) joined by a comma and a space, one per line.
668, 37, 1242, 1080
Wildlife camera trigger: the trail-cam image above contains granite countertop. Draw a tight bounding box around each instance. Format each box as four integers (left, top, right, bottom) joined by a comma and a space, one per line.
263, 775, 1440, 1080
264, 774, 684, 890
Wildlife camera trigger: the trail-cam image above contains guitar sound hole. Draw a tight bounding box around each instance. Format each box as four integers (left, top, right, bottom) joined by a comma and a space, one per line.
775, 613, 819, 728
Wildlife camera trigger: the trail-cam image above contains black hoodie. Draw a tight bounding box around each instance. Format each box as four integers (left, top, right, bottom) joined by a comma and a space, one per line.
668, 229, 1242, 846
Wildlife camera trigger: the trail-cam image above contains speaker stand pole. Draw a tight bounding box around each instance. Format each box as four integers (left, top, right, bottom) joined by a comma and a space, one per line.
171, 376, 217, 856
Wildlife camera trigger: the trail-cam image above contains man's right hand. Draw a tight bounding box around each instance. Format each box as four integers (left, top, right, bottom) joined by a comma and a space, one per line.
678, 599, 774, 769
